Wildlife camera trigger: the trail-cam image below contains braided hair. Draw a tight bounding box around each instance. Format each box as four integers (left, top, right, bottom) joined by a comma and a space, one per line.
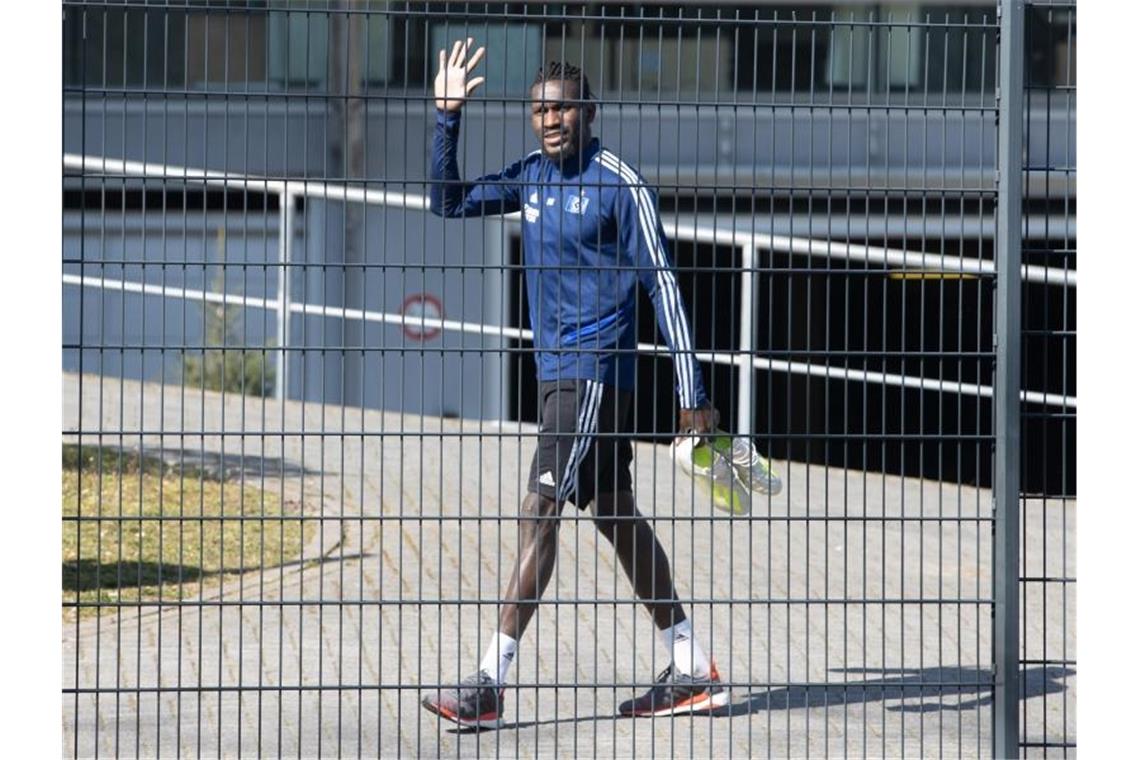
532, 61, 593, 101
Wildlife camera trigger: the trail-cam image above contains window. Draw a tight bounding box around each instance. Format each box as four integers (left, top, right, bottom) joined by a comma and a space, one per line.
1026, 4, 1076, 88
735, 5, 833, 94
186, 11, 268, 88
922, 5, 999, 95
64, 2, 394, 93
828, 5, 925, 92
429, 22, 543, 101
826, 5, 996, 95
64, 5, 187, 88
62, 3, 1009, 97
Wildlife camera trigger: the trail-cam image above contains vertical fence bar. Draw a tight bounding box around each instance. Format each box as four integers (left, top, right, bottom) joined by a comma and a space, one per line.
994, 0, 1025, 756
736, 244, 757, 438
275, 189, 292, 402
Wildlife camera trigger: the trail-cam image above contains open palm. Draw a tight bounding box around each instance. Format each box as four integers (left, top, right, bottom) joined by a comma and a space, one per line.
434, 37, 487, 112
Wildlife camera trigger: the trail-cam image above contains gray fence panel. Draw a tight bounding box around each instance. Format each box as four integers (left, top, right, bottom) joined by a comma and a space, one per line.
61, 2, 1074, 757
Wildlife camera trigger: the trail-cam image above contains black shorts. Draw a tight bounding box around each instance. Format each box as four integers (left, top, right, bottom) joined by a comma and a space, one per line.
526, 380, 634, 509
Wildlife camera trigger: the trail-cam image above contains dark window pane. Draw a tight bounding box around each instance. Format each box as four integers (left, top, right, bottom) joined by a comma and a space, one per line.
187, 11, 268, 88
923, 6, 998, 94
736, 7, 831, 93
1027, 5, 1076, 88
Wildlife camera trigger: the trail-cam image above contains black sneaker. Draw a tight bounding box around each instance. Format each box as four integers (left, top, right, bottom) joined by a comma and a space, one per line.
421, 670, 504, 728
619, 662, 728, 717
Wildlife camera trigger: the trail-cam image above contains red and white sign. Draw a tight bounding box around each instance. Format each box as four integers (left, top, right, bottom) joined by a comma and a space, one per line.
400, 292, 443, 341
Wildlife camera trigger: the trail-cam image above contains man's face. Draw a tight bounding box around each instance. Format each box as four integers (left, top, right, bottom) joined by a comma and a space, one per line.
530, 80, 595, 162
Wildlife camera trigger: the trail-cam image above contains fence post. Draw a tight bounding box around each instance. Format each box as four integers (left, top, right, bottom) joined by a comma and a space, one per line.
994, 0, 1024, 756
275, 189, 293, 403
736, 245, 759, 437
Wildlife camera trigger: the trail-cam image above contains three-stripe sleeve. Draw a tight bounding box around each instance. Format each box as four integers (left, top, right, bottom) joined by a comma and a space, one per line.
599, 151, 709, 410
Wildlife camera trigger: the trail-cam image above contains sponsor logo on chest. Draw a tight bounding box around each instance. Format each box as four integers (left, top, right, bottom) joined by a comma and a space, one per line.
524, 190, 591, 223
524, 191, 540, 223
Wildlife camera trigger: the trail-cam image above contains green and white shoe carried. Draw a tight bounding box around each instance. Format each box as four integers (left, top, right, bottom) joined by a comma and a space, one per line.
673, 431, 782, 515
673, 433, 751, 514
710, 433, 783, 497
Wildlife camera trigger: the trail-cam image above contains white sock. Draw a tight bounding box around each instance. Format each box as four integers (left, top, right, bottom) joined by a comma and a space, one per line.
478, 632, 518, 685
658, 619, 711, 678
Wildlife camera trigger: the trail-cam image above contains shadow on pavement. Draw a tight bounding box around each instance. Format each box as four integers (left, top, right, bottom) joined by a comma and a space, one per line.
150, 446, 325, 479
457, 713, 628, 734
62, 442, 323, 481
63, 559, 204, 591
715, 665, 1074, 716
62, 552, 370, 593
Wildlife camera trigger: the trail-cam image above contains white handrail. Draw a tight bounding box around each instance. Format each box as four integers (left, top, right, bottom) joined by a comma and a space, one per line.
63, 152, 1076, 286
670, 219, 1075, 287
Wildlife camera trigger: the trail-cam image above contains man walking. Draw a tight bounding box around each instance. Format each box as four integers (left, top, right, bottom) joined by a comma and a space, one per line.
421, 38, 727, 727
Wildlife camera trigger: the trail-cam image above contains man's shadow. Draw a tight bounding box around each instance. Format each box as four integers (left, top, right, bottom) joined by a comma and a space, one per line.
452, 665, 1073, 733
715, 665, 1073, 716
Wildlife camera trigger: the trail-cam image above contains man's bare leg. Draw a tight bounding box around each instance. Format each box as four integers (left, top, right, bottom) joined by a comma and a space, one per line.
498, 491, 564, 639
594, 491, 714, 678
590, 491, 685, 629
421, 491, 562, 726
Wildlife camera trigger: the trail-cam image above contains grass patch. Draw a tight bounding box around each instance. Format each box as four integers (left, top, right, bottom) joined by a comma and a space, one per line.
62, 443, 311, 619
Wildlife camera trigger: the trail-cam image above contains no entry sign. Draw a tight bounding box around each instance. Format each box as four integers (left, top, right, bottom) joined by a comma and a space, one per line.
400, 292, 443, 341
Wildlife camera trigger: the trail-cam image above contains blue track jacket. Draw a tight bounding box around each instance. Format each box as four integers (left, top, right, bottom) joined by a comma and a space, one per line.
429, 109, 708, 409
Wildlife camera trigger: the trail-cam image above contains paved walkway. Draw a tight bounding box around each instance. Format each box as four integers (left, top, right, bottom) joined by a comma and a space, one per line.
62, 374, 1074, 758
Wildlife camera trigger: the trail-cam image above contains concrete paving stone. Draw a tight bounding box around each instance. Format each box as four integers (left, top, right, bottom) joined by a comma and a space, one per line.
63, 375, 1075, 757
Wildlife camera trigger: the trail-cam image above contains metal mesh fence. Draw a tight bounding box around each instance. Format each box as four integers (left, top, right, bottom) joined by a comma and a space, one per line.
1019, 1, 1075, 755
61, 1, 1075, 757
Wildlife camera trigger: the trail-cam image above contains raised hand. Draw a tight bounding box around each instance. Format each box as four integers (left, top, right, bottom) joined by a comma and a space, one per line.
434, 37, 487, 112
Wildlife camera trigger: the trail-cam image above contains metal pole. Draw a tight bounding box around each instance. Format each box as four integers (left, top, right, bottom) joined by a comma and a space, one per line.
275, 189, 293, 402
994, 0, 1024, 756
484, 222, 507, 422
735, 245, 758, 437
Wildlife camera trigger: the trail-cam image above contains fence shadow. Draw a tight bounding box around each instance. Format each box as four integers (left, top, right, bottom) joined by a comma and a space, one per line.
63, 442, 323, 481
63, 551, 370, 594
715, 665, 1074, 717
63, 559, 205, 592
149, 447, 324, 480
